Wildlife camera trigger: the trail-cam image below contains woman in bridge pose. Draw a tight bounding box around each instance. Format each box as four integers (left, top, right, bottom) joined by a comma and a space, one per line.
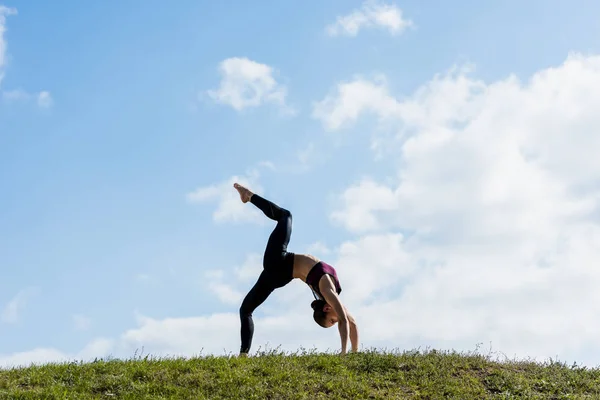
233, 183, 359, 356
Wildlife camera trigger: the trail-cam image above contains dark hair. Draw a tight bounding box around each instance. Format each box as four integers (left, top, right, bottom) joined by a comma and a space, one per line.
311, 300, 328, 328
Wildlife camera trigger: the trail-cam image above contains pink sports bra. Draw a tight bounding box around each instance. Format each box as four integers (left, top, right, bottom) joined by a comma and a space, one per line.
305, 261, 342, 299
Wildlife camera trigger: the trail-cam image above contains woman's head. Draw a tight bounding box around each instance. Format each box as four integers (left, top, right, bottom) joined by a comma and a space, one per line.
311, 300, 338, 328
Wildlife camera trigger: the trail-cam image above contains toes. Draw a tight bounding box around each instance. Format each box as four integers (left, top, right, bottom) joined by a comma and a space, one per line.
233, 183, 250, 202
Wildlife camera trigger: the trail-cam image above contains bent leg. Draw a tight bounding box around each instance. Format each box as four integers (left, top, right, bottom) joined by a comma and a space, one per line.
251, 195, 293, 266
239, 271, 275, 354
250, 194, 290, 222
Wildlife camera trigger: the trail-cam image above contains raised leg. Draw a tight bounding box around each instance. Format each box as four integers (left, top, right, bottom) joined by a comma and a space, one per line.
253, 195, 293, 269
233, 183, 293, 269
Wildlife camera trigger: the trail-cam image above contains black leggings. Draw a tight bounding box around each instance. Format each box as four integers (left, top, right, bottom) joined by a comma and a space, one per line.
239, 194, 295, 354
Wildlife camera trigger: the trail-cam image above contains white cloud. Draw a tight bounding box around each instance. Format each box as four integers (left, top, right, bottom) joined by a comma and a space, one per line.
326, 0, 413, 37
0, 348, 70, 369
306, 241, 332, 256
0, 7, 53, 107
186, 166, 267, 224
119, 313, 240, 357
330, 178, 398, 233
207, 283, 244, 306
0, 6, 17, 85
257, 160, 276, 171
203, 269, 224, 280
0, 338, 113, 369
72, 314, 92, 331
206, 57, 291, 112
2, 88, 53, 108
77, 338, 114, 360
233, 253, 263, 282
1, 287, 36, 324
0, 316, 234, 368
315, 52, 600, 364
2, 310, 332, 367
2, 88, 27, 101
312, 75, 401, 131
331, 233, 414, 304
202, 253, 262, 306
116, 311, 336, 358
37, 91, 53, 108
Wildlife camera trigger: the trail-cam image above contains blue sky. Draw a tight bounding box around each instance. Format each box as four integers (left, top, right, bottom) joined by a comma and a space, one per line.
2, 0, 600, 367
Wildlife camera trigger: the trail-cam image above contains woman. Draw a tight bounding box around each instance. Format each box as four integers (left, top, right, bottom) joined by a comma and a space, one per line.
233, 183, 359, 356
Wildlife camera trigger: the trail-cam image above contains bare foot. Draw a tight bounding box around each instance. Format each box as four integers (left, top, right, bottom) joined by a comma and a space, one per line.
233, 183, 253, 203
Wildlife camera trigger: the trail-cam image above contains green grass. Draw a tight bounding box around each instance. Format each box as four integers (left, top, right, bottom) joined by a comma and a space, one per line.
1, 348, 599, 399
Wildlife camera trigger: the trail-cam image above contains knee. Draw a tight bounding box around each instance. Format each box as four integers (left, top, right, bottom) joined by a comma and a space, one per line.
239, 302, 252, 318
281, 208, 292, 219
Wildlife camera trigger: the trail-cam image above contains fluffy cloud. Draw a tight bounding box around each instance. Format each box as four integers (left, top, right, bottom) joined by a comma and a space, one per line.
0, 339, 113, 369
233, 253, 263, 282
2, 88, 28, 101
0, 7, 52, 106
312, 75, 402, 131
0, 5, 17, 85
313, 52, 600, 364
0, 311, 328, 369
107, 308, 337, 359
201, 253, 263, 307
119, 313, 240, 357
331, 233, 414, 304
306, 241, 332, 256
326, 0, 413, 37
186, 166, 267, 224
1, 287, 37, 324
206, 57, 290, 112
207, 282, 244, 306
2, 89, 54, 108
36, 90, 53, 108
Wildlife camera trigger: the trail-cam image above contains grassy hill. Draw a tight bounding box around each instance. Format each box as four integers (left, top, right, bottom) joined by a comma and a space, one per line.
0, 348, 599, 399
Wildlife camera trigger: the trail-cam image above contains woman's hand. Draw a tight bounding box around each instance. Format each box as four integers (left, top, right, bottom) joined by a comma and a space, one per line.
320, 276, 350, 354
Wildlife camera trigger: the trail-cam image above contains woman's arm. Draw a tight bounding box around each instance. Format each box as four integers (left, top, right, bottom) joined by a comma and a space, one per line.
346, 310, 359, 352
320, 276, 350, 354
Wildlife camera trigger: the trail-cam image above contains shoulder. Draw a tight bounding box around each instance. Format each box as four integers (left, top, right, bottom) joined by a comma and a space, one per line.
317, 273, 337, 293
